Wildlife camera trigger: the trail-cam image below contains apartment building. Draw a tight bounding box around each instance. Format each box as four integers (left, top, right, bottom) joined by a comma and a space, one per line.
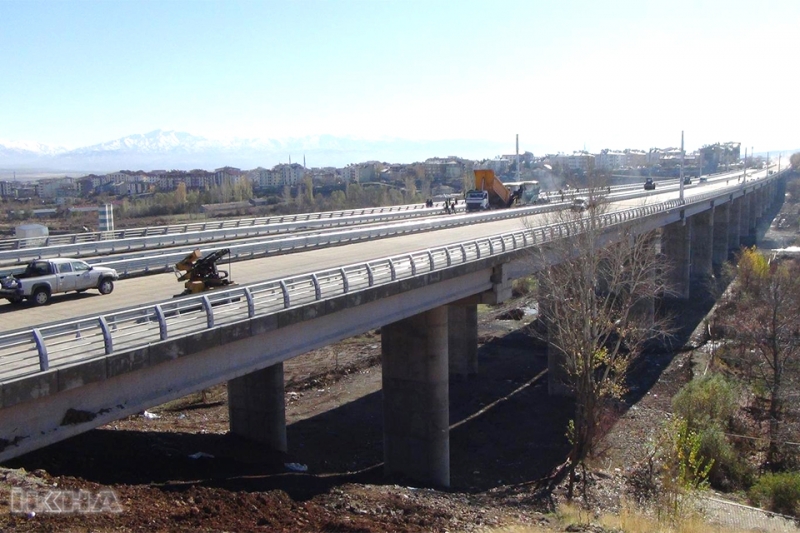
551, 151, 595, 172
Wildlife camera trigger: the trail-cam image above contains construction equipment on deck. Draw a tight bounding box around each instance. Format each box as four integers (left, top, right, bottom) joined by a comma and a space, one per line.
465, 169, 523, 211
174, 248, 236, 296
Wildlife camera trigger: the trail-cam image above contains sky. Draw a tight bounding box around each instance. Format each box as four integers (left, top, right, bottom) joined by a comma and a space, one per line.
0, 0, 797, 161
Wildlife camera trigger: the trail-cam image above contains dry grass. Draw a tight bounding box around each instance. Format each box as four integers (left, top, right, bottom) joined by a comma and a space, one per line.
485, 503, 753, 533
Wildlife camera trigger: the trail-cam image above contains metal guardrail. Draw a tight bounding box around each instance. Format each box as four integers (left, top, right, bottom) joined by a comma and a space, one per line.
0, 203, 434, 252
0, 201, 565, 279
0, 169, 782, 383
0, 178, 686, 266
0, 204, 455, 267
0, 180, 683, 278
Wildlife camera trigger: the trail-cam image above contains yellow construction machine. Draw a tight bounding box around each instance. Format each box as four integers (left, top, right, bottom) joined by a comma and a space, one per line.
174, 248, 236, 297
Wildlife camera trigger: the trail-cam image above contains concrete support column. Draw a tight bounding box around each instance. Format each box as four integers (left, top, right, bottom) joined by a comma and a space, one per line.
712, 204, 730, 268
690, 210, 713, 284
632, 232, 657, 328
382, 306, 450, 487
754, 190, 764, 219
748, 192, 759, 243
448, 301, 478, 377
662, 219, 692, 299
740, 194, 755, 247
547, 342, 573, 396
535, 270, 574, 397
227, 362, 287, 452
728, 198, 742, 253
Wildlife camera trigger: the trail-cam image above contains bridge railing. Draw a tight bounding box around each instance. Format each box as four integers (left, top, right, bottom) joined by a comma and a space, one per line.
0, 203, 435, 252
0, 170, 783, 383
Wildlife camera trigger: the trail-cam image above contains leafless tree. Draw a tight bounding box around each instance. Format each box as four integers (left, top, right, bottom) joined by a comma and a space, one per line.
527, 193, 674, 497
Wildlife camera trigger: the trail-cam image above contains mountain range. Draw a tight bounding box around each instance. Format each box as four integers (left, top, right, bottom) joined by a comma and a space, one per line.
0, 130, 510, 175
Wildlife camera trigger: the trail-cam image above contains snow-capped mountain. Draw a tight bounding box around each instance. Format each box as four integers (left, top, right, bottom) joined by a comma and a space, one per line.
0, 130, 508, 172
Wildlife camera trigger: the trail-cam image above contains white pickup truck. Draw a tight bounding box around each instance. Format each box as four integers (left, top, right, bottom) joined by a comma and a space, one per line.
0, 258, 118, 306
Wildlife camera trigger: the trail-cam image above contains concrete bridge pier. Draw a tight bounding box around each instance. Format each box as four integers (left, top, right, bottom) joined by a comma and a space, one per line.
227, 362, 287, 452
748, 192, 760, 243
448, 300, 478, 377
382, 306, 450, 487
728, 197, 742, 254
740, 194, 755, 247
690, 210, 713, 288
712, 204, 730, 269
662, 218, 692, 299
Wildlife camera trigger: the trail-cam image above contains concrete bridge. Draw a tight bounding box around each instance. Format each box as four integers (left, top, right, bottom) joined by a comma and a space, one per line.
0, 171, 786, 487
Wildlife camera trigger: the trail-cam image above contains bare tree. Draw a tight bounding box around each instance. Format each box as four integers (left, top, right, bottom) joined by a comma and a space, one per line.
716, 248, 800, 469
529, 197, 674, 497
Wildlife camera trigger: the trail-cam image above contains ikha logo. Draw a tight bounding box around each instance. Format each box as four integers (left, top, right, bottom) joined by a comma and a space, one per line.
10, 488, 122, 515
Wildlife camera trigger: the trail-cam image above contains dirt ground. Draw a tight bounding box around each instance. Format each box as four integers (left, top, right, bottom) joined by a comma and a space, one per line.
0, 294, 707, 533
0, 194, 797, 532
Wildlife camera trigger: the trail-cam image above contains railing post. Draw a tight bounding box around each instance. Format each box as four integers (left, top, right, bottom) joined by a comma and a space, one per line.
340, 268, 350, 293
366, 264, 375, 286
32, 329, 49, 372
244, 287, 255, 317
311, 274, 322, 300
279, 280, 291, 308
201, 296, 214, 328
98, 316, 114, 354
155, 305, 168, 340
388, 259, 397, 281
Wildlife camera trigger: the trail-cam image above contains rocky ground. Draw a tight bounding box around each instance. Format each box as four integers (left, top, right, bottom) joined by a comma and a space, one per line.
0, 193, 797, 532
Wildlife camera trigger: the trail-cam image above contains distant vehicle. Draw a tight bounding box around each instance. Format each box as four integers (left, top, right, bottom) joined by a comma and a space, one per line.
644, 177, 656, 190
0, 258, 118, 306
683, 177, 692, 185
571, 197, 588, 211
699, 177, 708, 183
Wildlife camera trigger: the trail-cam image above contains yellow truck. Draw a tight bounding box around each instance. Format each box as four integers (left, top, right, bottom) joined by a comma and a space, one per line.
465, 169, 524, 211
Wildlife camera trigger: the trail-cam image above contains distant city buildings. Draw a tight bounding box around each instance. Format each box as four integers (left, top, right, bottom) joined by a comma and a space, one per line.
0, 141, 750, 203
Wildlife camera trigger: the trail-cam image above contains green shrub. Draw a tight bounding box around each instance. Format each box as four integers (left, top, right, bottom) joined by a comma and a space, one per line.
697, 425, 754, 490
672, 374, 737, 430
512, 276, 537, 297
748, 471, 800, 516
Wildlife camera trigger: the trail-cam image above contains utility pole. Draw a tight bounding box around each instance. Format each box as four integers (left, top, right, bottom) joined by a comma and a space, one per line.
679, 131, 685, 202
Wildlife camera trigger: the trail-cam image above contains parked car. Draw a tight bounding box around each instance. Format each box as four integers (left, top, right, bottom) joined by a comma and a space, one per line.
0, 258, 118, 306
